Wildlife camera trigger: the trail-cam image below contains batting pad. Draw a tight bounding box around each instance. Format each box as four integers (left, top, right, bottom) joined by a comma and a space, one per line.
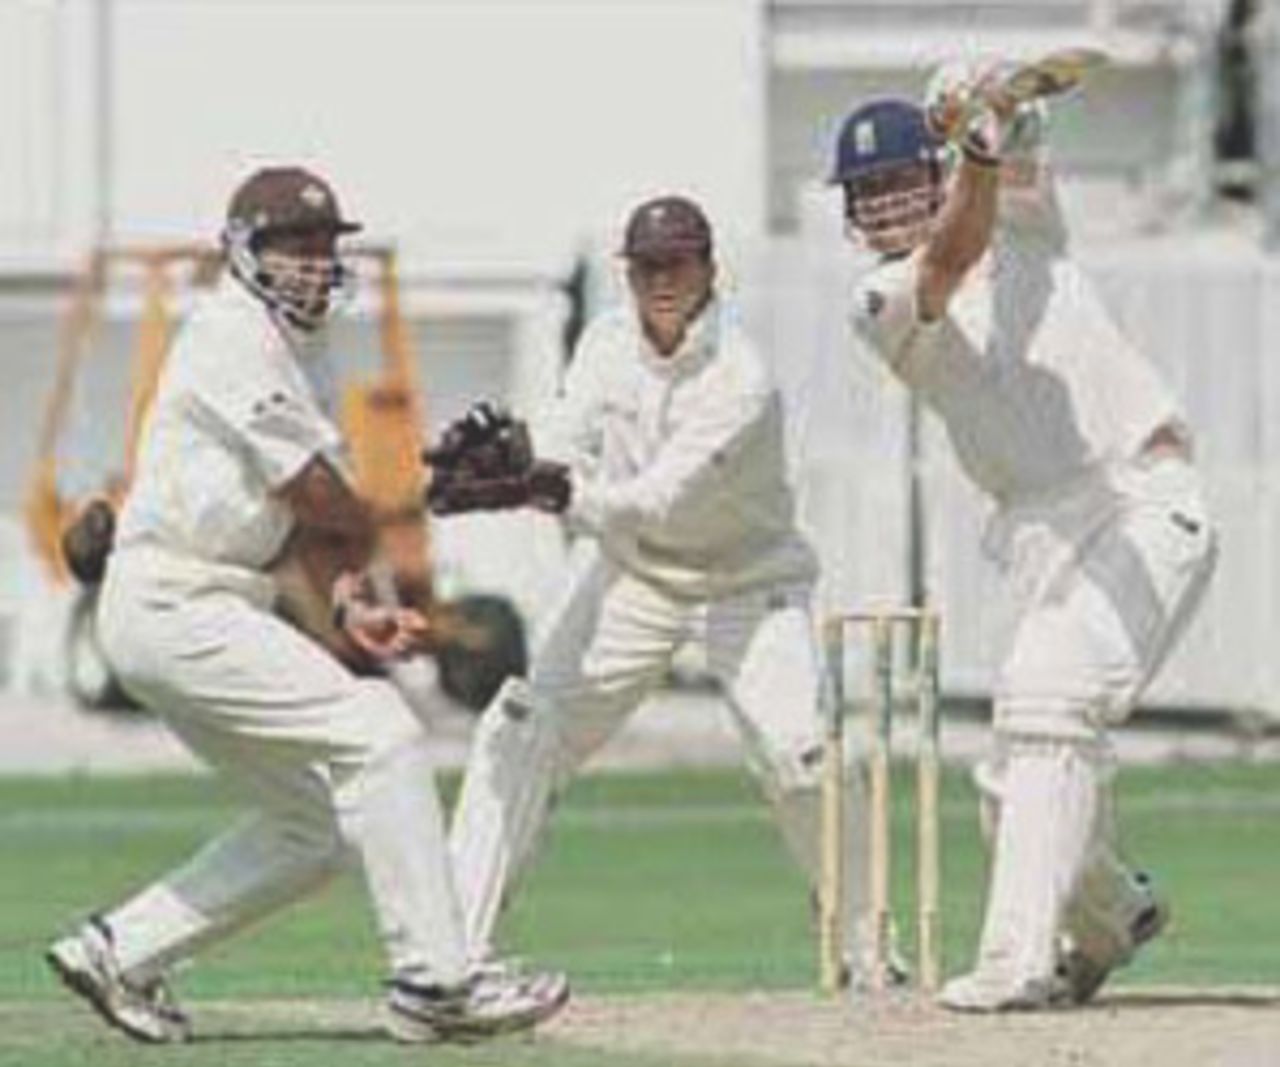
971, 736, 1102, 987
768, 756, 876, 979
449, 679, 563, 961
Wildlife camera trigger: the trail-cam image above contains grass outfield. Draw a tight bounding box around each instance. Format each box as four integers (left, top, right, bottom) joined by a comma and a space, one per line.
0, 762, 1276, 1065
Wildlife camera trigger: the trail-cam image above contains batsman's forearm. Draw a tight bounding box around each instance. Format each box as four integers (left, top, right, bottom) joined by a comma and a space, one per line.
917, 159, 999, 320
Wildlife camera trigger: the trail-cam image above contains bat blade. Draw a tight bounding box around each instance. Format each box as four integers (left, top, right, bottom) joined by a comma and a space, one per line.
1000, 47, 1108, 104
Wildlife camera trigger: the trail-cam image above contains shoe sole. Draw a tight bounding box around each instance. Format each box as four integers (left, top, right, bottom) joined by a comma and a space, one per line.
938, 988, 1052, 1014
446, 982, 570, 1040
384, 1008, 447, 1045
45, 946, 170, 1044
386, 978, 570, 1045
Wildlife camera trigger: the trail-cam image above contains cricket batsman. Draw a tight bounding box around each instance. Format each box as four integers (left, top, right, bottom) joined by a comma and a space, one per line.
44, 166, 567, 1043
425, 195, 893, 990
828, 62, 1218, 1010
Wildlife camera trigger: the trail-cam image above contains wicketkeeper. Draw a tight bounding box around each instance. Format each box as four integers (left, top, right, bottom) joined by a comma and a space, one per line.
829, 61, 1218, 1010
426, 195, 892, 989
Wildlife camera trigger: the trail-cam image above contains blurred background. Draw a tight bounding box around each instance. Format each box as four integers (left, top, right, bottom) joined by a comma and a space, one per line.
1, 0, 1278, 766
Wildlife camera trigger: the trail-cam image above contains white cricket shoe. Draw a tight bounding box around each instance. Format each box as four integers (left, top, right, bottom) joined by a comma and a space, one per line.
936, 968, 1057, 1013
45, 917, 191, 1043
1052, 872, 1170, 1006
385, 959, 569, 1044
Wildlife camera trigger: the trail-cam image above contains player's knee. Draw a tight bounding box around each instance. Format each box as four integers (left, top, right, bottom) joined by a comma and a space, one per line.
242, 775, 348, 868
997, 641, 1143, 734
989, 720, 1113, 790
276, 808, 345, 867
751, 735, 827, 798
472, 678, 573, 787
993, 691, 1105, 745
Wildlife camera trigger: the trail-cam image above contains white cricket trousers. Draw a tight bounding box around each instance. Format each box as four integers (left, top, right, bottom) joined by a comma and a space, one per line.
450, 546, 870, 970
94, 547, 468, 987
974, 453, 1217, 987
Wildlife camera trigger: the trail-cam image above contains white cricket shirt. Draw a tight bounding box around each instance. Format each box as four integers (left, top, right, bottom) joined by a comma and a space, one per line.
115, 279, 347, 580
851, 223, 1183, 507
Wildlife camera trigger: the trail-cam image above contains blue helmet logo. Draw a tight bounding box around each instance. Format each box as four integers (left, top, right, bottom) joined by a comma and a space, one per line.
830, 98, 943, 184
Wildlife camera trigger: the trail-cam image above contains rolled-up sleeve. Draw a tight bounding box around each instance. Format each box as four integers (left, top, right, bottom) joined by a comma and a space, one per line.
193, 362, 342, 490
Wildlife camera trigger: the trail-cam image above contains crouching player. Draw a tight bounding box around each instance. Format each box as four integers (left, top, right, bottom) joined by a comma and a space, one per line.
44, 166, 567, 1044
426, 195, 893, 990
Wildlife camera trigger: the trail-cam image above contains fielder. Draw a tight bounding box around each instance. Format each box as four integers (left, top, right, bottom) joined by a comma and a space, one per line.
426, 195, 887, 989
829, 67, 1218, 1011
44, 166, 566, 1044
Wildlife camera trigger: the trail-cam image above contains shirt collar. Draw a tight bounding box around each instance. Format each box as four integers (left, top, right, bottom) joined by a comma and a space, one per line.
220, 274, 325, 359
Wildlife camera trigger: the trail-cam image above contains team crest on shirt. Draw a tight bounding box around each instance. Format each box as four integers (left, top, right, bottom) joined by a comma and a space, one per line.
863, 289, 885, 317
251, 392, 292, 417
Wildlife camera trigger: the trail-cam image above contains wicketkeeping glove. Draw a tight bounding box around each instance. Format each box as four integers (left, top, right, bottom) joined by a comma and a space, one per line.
423, 402, 571, 515
423, 401, 519, 471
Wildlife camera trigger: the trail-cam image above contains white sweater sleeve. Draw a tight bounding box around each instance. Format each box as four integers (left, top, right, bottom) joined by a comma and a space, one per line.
567, 367, 771, 540
533, 330, 605, 477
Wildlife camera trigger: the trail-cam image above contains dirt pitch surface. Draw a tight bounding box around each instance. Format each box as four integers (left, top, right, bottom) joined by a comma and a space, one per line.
547, 989, 1280, 1067
28, 988, 1271, 1066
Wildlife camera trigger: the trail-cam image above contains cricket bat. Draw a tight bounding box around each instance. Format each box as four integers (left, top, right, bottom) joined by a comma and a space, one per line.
927, 47, 1108, 150
999, 47, 1109, 104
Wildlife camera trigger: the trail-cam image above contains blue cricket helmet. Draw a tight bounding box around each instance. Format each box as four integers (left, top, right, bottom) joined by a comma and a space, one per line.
829, 98, 944, 184
829, 97, 947, 256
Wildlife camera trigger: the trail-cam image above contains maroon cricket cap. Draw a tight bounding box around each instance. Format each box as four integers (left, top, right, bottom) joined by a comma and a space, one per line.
226, 166, 362, 239
621, 195, 713, 259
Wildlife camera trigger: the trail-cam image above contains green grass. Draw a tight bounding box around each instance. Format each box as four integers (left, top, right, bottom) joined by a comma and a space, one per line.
0, 761, 1277, 1064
